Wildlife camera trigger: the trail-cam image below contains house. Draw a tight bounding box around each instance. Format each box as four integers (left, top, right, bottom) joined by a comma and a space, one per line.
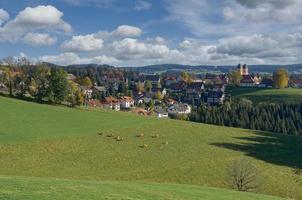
218, 74, 229, 84
91, 86, 106, 98
168, 81, 187, 92
80, 86, 93, 99
101, 96, 120, 111
240, 75, 259, 87
163, 76, 177, 87
119, 96, 134, 109
150, 87, 167, 98
67, 73, 77, 81
213, 84, 225, 92
87, 99, 101, 107
165, 98, 177, 106
139, 75, 161, 87
206, 91, 225, 105
167, 103, 191, 115
290, 74, 302, 88
186, 82, 204, 93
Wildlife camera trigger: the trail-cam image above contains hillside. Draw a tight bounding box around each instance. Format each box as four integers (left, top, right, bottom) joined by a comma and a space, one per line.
229, 87, 302, 103
0, 96, 301, 199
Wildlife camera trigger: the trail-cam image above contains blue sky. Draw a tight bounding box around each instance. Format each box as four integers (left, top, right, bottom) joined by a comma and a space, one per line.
1, 0, 302, 66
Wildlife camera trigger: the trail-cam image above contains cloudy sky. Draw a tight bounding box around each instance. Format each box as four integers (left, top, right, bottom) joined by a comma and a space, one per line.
1, 0, 302, 66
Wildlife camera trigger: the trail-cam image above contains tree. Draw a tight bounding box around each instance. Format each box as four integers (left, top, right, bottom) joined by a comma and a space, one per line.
66, 80, 84, 107
81, 76, 93, 87
273, 68, 289, 89
180, 71, 191, 82
48, 68, 69, 104
1, 67, 14, 96
136, 82, 144, 93
144, 81, 152, 93
228, 158, 260, 192
30, 63, 50, 102
155, 91, 164, 100
230, 70, 242, 86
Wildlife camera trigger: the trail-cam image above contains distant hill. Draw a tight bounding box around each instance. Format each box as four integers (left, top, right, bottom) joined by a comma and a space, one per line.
122, 63, 302, 74
42, 62, 302, 74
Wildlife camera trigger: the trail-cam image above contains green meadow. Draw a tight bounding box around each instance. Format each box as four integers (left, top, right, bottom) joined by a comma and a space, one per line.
0, 96, 301, 199
0, 176, 283, 200
229, 87, 302, 103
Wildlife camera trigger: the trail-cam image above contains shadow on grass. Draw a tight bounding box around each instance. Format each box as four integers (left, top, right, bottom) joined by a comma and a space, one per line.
211, 131, 302, 168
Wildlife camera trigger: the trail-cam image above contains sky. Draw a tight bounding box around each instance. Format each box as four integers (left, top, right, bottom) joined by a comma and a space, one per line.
1, 0, 302, 67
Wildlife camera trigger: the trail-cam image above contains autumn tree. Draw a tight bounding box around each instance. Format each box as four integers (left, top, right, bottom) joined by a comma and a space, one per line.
180, 71, 192, 82
230, 70, 242, 86
66, 80, 84, 107
273, 68, 289, 89
81, 76, 93, 87
136, 82, 144, 93
155, 91, 164, 100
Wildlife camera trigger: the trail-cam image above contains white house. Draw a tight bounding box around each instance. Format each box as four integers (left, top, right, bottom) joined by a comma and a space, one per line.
167, 103, 191, 115
119, 96, 134, 109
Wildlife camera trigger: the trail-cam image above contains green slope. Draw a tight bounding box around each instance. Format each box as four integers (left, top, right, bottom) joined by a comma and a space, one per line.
0, 96, 301, 199
229, 87, 302, 103
0, 176, 283, 200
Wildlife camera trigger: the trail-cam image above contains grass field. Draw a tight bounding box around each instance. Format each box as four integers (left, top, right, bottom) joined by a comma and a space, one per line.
229, 87, 302, 103
0, 96, 301, 199
0, 176, 284, 200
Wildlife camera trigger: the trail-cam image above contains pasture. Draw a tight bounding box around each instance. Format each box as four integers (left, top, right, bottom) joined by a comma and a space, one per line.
0, 96, 301, 199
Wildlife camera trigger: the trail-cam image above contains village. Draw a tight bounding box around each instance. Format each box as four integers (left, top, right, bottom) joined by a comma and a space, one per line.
66, 64, 282, 118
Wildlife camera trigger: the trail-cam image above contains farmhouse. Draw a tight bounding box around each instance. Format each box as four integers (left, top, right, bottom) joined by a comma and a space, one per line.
119, 96, 134, 109
101, 96, 120, 111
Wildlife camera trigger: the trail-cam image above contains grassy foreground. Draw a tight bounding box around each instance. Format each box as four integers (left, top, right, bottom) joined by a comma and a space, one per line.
0, 176, 283, 200
0, 96, 301, 199
229, 87, 302, 103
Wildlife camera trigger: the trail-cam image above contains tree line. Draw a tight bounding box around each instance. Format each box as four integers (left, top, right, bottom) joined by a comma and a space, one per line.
0, 57, 83, 106
190, 99, 302, 136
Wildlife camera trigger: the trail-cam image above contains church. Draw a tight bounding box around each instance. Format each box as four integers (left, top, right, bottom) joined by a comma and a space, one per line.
237, 64, 261, 87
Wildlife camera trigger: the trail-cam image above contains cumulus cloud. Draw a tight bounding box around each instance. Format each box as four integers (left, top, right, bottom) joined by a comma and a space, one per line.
110, 38, 177, 61
112, 25, 142, 38
40, 52, 118, 65
23, 33, 57, 46
62, 34, 104, 52
0, 5, 71, 43
0, 9, 9, 25
134, 0, 152, 11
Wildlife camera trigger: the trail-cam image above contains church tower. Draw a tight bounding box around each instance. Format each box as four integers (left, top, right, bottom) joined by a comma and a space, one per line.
242, 64, 248, 75
237, 64, 248, 75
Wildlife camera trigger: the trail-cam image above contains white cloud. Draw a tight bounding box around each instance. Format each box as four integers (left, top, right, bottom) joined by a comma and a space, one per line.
0, 5, 71, 43
111, 38, 171, 60
62, 34, 104, 52
0, 8, 9, 25
40, 52, 118, 65
113, 25, 142, 38
229, 0, 302, 23
23, 32, 57, 46
134, 0, 152, 11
